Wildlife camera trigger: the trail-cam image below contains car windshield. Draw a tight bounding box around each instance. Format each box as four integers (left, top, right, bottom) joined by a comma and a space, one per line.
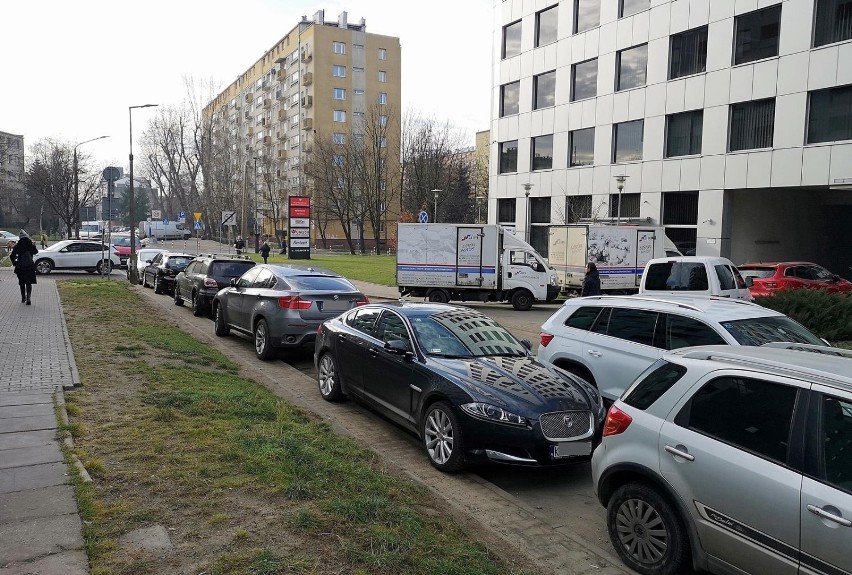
286, 275, 355, 291
721, 316, 825, 346
738, 268, 775, 279
210, 261, 255, 278
409, 310, 527, 358
165, 257, 193, 269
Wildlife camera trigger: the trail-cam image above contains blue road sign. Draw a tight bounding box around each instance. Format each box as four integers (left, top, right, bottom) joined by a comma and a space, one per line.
418, 210, 428, 223
178, 211, 186, 220
193, 221, 202, 230
163, 218, 169, 224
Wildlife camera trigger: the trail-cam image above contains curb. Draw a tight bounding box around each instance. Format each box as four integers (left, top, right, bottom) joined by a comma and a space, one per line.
54, 388, 91, 483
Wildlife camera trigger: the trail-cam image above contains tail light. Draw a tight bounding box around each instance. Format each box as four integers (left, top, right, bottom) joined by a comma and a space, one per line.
278, 295, 313, 310
764, 281, 777, 288
204, 278, 219, 288
540, 332, 554, 347
356, 297, 370, 306
602, 405, 633, 437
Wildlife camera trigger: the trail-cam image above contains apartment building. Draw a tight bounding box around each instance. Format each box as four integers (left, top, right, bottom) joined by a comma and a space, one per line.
0, 131, 25, 229
490, 0, 852, 274
203, 9, 401, 252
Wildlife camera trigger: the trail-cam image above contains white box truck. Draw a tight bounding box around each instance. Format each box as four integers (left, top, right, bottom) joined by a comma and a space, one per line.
548, 224, 681, 295
138, 220, 192, 240
397, 223, 560, 310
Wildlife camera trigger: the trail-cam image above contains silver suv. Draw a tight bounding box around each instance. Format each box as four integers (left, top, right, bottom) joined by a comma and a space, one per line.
537, 295, 826, 402
591, 344, 852, 575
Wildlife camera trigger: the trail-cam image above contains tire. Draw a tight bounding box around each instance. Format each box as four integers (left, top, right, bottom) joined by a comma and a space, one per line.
191, 290, 205, 317
174, 285, 184, 306
607, 482, 690, 575
557, 363, 597, 388
510, 289, 534, 311
35, 259, 53, 275
153, 275, 163, 294
422, 401, 465, 472
317, 353, 344, 401
213, 303, 230, 336
254, 318, 276, 360
142, 272, 149, 288
427, 289, 450, 304
96, 260, 112, 275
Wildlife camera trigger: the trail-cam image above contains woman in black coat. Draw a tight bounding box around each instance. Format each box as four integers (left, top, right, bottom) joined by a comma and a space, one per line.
10, 230, 38, 305
581, 261, 602, 297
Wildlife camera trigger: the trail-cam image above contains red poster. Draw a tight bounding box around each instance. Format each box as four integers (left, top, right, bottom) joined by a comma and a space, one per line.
289, 206, 311, 218
289, 196, 311, 207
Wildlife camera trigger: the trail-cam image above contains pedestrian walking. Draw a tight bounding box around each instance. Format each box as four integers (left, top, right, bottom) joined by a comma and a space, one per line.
581, 261, 602, 297
10, 230, 38, 305
235, 236, 245, 255
260, 239, 270, 264
40, 232, 48, 249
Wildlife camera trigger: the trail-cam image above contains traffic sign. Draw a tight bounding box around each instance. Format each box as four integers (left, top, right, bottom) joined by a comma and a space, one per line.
178, 211, 186, 222
193, 212, 202, 222
221, 210, 236, 226
151, 209, 161, 219
193, 221, 202, 230
418, 210, 429, 223
163, 218, 169, 224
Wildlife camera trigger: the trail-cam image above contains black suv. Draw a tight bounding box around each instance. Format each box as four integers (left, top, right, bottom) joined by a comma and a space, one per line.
141, 252, 196, 295
174, 254, 256, 317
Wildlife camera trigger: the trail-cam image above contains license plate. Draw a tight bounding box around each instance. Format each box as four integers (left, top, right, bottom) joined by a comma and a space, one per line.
319, 299, 350, 312
550, 441, 592, 459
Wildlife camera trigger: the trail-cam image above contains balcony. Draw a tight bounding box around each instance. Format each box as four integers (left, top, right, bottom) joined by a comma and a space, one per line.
300, 48, 312, 62
275, 90, 285, 101
277, 109, 287, 121
302, 72, 313, 86
263, 135, 272, 145
247, 126, 255, 136
263, 98, 272, 109
302, 118, 313, 130
301, 95, 313, 108
244, 91, 253, 102
244, 111, 251, 120
276, 68, 285, 81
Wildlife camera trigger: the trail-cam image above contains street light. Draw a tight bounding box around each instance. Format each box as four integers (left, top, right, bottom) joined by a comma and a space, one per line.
614, 175, 629, 224
253, 155, 261, 253
475, 195, 485, 223
73, 135, 109, 239
431, 189, 441, 223
128, 104, 158, 284
522, 183, 533, 243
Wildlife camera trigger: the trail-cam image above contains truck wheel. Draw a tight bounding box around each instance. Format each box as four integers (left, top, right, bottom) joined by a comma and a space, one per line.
511, 289, 534, 311
427, 289, 450, 304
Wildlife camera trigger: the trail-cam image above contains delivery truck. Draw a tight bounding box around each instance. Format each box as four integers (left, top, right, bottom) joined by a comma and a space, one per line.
397, 223, 560, 311
548, 224, 681, 294
138, 220, 192, 240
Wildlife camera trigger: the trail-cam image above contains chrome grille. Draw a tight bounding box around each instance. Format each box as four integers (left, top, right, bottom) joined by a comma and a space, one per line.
539, 411, 593, 441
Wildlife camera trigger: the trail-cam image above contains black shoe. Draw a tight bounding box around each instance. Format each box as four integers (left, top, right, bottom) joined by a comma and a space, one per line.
26, 300, 31, 305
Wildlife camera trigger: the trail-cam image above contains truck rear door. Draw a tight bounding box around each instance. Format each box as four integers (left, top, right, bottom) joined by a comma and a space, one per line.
635, 229, 658, 287
456, 227, 484, 286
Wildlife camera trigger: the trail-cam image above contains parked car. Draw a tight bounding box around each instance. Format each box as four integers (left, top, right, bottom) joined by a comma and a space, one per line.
537, 294, 827, 402
109, 234, 143, 267
174, 254, 257, 317
141, 252, 195, 294
127, 248, 168, 283
33, 240, 120, 275
639, 256, 752, 300
0, 230, 20, 247
314, 302, 607, 472
738, 261, 852, 296
213, 264, 368, 359
591, 343, 852, 575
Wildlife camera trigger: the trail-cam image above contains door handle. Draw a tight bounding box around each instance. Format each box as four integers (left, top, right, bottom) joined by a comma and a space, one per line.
807, 505, 852, 527
587, 350, 602, 357
336, 334, 346, 341
664, 444, 695, 461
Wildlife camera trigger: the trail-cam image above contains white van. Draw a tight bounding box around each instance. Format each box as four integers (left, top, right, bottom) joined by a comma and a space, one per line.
639, 256, 753, 300
138, 220, 192, 240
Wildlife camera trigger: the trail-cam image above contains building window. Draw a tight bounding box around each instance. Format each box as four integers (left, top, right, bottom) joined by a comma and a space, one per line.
662, 191, 699, 225
575, 0, 600, 32
498, 198, 517, 223
616, 44, 648, 91
333, 133, 346, 145
807, 84, 852, 143
569, 128, 595, 166
378, 92, 387, 105
501, 81, 520, 116
353, 111, 365, 119
353, 66, 365, 73
729, 98, 775, 151
734, 6, 782, 65
609, 193, 640, 218
572, 58, 598, 101
613, 120, 644, 162
353, 89, 364, 95
536, 5, 559, 47
566, 195, 592, 221
378, 48, 387, 60
333, 88, 346, 100
532, 135, 554, 170
332, 155, 345, 167
378, 70, 387, 82
620, 0, 650, 18
534, 71, 556, 109
333, 41, 346, 54
499, 140, 518, 173
666, 110, 704, 157
379, 115, 388, 126
814, 0, 852, 46
503, 20, 522, 58
670, 26, 708, 79
379, 137, 387, 148
333, 110, 346, 122
332, 65, 346, 77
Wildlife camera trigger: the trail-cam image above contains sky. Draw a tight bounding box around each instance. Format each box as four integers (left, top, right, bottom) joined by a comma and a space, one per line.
1, 0, 496, 170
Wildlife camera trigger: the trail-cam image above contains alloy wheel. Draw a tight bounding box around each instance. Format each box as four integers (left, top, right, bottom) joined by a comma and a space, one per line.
614, 498, 669, 565
424, 408, 454, 465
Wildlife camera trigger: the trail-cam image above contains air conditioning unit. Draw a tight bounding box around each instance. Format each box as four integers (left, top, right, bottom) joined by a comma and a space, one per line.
301, 95, 313, 108
302, 118, 313, 130
302, 72, 313, 86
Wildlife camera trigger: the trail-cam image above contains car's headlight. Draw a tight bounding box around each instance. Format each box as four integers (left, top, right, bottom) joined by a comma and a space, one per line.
460, 403, 528, 427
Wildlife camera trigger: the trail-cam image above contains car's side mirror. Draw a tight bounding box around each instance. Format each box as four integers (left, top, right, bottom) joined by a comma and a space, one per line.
745, 276, 754, 288
831, 274, 840, 282
229, 278, 238, 287
521, 339, 532, 351
385, 339, 414, 360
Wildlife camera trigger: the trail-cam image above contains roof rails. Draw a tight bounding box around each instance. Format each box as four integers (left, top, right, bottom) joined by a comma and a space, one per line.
577, 295, 704, 312
761, 342, 852, 359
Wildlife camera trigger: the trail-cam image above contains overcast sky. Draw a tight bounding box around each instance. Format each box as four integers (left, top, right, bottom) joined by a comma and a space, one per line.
1, 0, 495, 169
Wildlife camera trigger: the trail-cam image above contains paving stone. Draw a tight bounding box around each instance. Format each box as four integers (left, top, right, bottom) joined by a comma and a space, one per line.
0, 444, 63, 470
0, 393, 52, 408
0, 430, 56, 451
0, 514, 84, 564
0, 462, 68, 495
0, 404, 55, 419
119, 524, 173, 552
0, 485, 79, 524
0, 550, 89, 575
0, 415, 58, 434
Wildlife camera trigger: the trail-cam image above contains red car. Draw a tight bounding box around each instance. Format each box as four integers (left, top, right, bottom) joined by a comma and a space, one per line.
738, 261, 852, 296
110, 234, 142, 268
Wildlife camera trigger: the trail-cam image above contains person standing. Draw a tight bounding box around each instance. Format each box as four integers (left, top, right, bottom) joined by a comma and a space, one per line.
40, 232, 48, 249
235, 236, 245, 255
10, 230, 38, 305
581, 262, 602, 297
260, 239, 270, 264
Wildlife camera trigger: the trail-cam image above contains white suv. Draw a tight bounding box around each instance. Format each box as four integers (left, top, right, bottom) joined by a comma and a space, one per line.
591, 344, 852, 575
537, 295, 826, 402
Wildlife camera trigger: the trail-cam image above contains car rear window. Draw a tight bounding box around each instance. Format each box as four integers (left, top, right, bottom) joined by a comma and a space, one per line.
287, 276, 355, 291
563, 306, 603, 330
644, 262, 708, 291
623, 360, 688, 409
210, 261, 256, 278
721, 316, 825, 346
166, 257, 193, 268
739, 268, 775, 279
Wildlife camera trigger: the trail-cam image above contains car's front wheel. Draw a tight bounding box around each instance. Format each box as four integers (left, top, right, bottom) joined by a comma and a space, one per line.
213, 303, 230, 336
35, 259, 53, 275
153, 275, 163, 294
607, 482, 690, 575
254, 318, 276, 360
174, 285, 184, 306
422, 401, 465, 472
317, 353, 344, 401
191, 290, 205, 317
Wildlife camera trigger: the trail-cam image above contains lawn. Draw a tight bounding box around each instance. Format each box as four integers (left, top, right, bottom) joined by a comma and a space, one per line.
245, 252, 397, 286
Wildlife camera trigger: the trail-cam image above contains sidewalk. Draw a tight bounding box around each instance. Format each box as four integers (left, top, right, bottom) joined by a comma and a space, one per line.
349, 279, 399, 301
0, 270, 88, 575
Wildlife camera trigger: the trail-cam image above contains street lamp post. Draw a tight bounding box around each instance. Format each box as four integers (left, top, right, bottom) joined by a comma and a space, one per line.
522, 183, 533, 244
73, 135, 109, 239
128, 104, 158, 284
431, 189, 441, 223
475, 195, 485, 223
614, 175, 629, 224
253, 155, 261, 253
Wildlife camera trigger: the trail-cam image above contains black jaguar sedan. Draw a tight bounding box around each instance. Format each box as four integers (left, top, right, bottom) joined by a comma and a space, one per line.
314, 302, 606, 472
